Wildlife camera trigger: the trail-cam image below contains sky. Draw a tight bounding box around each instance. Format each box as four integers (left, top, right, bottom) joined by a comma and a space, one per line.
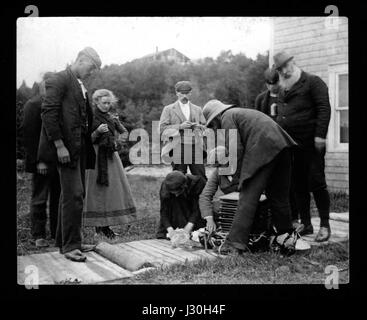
17, 17, 271, 88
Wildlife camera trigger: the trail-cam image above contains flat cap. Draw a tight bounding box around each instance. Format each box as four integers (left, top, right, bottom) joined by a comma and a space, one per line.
78, 47, 102, 70
175, 81, 192, 93
164, 171, 187, 192
264, 67, 279, 84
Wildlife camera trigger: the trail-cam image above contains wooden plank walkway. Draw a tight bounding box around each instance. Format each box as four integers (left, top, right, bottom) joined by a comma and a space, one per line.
17, 250, 134, 285
17, 214, 348, 285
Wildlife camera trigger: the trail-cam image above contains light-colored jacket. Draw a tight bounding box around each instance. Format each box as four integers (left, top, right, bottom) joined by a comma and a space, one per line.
159, 100, 206, 135
159, 100, 206, 163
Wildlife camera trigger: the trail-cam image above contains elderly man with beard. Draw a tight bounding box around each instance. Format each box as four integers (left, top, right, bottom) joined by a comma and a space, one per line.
273, 51, 331, 242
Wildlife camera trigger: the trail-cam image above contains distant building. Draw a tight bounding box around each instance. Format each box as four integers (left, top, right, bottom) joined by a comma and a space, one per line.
270, 17, 349, 194
134, 48, 190, 65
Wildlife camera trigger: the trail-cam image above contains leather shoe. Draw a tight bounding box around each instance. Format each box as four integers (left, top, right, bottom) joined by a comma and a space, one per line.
64, 249, 87, 262
297, 223, 314, 236
315, 226, 331, 242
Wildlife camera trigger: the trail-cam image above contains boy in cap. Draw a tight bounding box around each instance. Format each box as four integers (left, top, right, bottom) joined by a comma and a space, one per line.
159, 81, 207, 179
254, 67, 280, 119
38, 47, 101, 262
156, 171, 206, 239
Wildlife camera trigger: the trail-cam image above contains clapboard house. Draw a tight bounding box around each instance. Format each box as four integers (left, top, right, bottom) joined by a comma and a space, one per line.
269, 17, 349, 194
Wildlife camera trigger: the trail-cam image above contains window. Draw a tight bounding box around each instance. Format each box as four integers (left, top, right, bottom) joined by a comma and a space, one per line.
328, 63, 349, 151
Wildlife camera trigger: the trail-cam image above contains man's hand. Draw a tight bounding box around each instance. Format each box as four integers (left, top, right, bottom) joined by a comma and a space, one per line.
36, 162, 48, 175
183, 222, 194, 234
54, 140, 71, 164
179, 121, 192, 130
205, 216, 217, 233
314, 137, 326, 152
56, 145, 71, 164
167, 227, 174, 239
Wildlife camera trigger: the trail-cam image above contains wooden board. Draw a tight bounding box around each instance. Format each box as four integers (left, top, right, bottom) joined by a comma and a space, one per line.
17, 250, 134, 285
329, 212, 349, 222
116, 239, 218, 268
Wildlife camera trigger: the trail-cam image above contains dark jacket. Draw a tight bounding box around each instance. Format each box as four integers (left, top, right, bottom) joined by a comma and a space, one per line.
254, 90, 271, 115
221, 108, 297, 189
37, 68, 96, 169
156, 174, 206, 238
21, 95, 43, 173
276, 71, 331, 145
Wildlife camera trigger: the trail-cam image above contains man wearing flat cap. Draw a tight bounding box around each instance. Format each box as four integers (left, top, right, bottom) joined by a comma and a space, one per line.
254, 67, 280, 119
156, 171, 206, 239
272, 51, 332, 242
202, 100, 300, 255
38, 47, 101, 262
159, 81, 207, 179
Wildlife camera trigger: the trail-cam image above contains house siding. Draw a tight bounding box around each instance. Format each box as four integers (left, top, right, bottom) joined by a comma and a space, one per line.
271, 17, 349, 194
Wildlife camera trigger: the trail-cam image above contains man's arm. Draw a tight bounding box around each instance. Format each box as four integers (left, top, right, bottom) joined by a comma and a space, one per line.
159, 106, 181, 136
310, 75, 331, 139
187, 176, 207, 226
41, 74, 64, 142
254, 93, 262, 111
159, 184, 173, 232
199, 170, 219, 219
41, 74, 70, 163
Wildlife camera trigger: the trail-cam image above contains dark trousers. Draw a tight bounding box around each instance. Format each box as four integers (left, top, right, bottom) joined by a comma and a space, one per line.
227, 148, 293, 250
291, 146, 330, 227
171, 143, 206, 179
30, 167, 60, 240
56, 153, 86, 254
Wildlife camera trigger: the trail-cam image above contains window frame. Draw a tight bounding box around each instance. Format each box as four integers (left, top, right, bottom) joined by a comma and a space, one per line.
328, 63, 349, 152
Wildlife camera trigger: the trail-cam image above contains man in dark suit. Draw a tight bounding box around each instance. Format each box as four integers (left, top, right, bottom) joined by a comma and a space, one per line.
203, 100, 298, 255
21, 73, 60, 248
273, 51, 332, 242
159, 81, 207, 179
38, 47, 101, 262
254, 66, 299, 235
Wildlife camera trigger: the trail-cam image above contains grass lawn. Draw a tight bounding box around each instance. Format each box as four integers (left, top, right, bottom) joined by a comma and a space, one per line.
16, 168, 349, 284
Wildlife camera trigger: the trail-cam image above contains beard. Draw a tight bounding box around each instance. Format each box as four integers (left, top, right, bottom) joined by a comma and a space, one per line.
279, 65, 302, 91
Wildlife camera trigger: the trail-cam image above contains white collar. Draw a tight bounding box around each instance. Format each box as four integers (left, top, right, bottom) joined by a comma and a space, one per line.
178, 100, 190, 108
77, 78, 87, 99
